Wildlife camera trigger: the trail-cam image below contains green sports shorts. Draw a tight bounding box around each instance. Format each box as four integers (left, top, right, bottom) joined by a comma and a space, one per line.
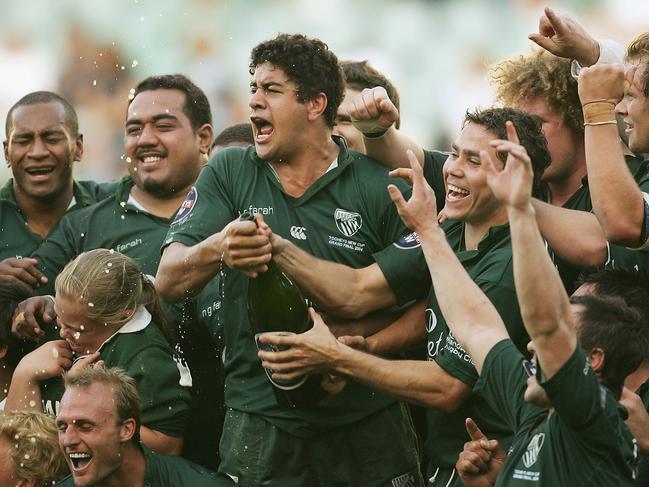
219, 402, 423, 486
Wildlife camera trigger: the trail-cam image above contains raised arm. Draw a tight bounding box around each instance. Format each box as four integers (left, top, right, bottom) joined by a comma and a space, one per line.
344, 87, 424, 169
484, 122, 576, 378
387, 151, 509, 372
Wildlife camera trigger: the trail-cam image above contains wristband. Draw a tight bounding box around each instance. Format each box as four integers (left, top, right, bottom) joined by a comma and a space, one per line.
584, 120, 617, 127
352, 117, 389, 138
582, 99, 617, 124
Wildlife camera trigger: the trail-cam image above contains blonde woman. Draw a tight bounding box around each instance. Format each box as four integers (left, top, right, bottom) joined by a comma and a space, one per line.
5, 249, 191, 455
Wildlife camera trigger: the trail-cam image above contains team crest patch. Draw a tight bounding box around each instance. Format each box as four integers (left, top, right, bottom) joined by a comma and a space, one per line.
334, 208, 362, 237
522, 433, 545, 468
172, 186, 198, 225
391, 472, 416, 487
393, 231, 421, 249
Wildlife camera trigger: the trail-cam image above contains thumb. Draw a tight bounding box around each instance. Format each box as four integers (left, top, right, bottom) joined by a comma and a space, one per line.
465, 417, 487, 441
528, 33, 557, 53
388, 184, 406, 208
308, 307, 326, 328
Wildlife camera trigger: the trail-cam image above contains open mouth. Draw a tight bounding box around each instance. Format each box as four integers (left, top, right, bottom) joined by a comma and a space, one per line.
25, 167, 55, 178
522, 360, 537, 378
136, 153, 165, 169
69, 452, 93, 471
251, 117, 274, 143
446, 183, 470, 202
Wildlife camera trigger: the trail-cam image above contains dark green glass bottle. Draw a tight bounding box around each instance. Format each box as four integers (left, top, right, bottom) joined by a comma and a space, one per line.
241, 212, 326, 407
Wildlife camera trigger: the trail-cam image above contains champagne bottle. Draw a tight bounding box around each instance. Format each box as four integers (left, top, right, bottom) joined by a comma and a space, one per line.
241, 212, 326, 408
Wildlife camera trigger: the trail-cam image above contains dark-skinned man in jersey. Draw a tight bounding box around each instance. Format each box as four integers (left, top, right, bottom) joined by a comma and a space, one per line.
261, 123, 643, 485
0, 91, 113, 290
259, 107, 551, 487
157, 34, 423, 486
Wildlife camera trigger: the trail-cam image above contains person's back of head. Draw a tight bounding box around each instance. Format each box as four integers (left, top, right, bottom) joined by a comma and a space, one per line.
463, 107, 551, 199
212, 123, 254, 152
340, 60, 401, 129
0, 411, 69, 486
249, 33, 344, 128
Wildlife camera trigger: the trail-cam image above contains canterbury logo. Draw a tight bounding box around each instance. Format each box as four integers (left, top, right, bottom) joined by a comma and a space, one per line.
334, 208, 362, 237
290, 226, 307, 240
522, 433, 545, 468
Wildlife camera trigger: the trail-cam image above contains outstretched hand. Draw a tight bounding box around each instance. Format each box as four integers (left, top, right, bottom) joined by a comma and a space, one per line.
456, 418, 506, 487
388, 150, 438, 234
482, 122, 534, 211
529, 6, 599, 67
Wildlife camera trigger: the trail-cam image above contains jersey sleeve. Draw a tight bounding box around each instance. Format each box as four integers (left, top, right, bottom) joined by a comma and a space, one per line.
32, 212, 85, 296
473, 339, 535, 431
163, 152, 238, 249
125, 346, 192, 437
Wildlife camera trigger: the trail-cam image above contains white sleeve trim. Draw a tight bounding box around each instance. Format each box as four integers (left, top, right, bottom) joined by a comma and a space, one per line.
571, 39, 624, 79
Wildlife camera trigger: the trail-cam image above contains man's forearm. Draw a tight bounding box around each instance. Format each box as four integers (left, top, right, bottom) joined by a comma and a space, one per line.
417, 226, 508, 373
156, 237, 223, 303
532, 199, 607, 267
273, 242, 396, 319
363, 126, 425, 170
335, 345, 470, 412
585, 120, 645, 246
365, 299, 427, 356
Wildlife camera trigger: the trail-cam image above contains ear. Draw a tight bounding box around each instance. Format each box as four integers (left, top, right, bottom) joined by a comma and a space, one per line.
195, 123, 214, 158
306, 93, 328, 122
73, 133, 84, 162
15, 477, 36, 487
3, 141, 10, 168
0, 344, 8, 360
588, 347, 605, 374
119, 418, 137, 443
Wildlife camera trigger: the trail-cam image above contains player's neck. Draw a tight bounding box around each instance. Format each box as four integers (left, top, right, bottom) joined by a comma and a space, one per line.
547, 157, 587, 207
14, 182, 74, 237
130, 184, 191, 219
96, 443, 146, 487
271, 135, 339, 197
463, 210, 508, 251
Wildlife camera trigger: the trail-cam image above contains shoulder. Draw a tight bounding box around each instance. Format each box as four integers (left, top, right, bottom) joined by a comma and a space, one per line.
147, 448, 231, 485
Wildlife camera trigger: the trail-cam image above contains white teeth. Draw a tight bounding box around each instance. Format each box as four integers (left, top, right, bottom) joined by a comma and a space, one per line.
142, 156, 161, 163
70, 453, 91, 459
447, 184, 469, 195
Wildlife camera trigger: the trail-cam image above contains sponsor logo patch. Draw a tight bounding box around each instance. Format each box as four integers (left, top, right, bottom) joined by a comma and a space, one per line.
393, 231, 421, 249
334, 208, 362, 237
172, 186, 198, 225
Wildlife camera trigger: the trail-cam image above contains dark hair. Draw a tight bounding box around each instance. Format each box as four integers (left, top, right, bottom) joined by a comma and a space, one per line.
570, 294, 646, 399
340, 60, 401, 129
6, 91, 78, 139
129, 74, 212, 131
250, 33, 344, 127
0, 281, 32, 369
212, 123, 254, 150
463, 107, 551, 200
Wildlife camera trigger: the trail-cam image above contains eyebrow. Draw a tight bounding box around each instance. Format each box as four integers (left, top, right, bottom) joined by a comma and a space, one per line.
336, 114, 352, 123
125, 113, 180, 126
451, 143, 480, 158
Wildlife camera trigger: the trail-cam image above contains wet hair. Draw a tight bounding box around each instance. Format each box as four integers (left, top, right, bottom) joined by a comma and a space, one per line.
463, 107, 551, 200
0, 280, 32, 369
489, 48, 583, 135
570, 294, 645, 399
5, 91, 79, 139
626, 31, 649, 97
54, 249, 174, 346
340, 60, 401, 129
212, 122, 254, 150
129, 74, 212, 130
0, 411, 69, 486
63, 366, 141, 444
577, 268, 649, 358
250, 33, 344, 127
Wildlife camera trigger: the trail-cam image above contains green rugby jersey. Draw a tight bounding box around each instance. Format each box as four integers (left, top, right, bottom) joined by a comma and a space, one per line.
0, 178, 115, 259
423, 221, 524, 481
32, 176, 171, 296
163, 137, 423, 437
41, 307, 191, 438
476, 340, 637, 486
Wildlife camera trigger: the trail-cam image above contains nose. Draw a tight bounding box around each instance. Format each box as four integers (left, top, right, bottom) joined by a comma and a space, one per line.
27, 135, 49, 159
249, 88, 264, 110
615, 97, 628, 116
61, 425, 80, 447
136, 123, 158, 147
526, 341, 534, 354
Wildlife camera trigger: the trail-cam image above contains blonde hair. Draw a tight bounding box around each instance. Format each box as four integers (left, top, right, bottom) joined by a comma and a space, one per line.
626, 31, 649, 96
55, 249, 173, 344
0, 411, 69, 486
489, 48, 583, 134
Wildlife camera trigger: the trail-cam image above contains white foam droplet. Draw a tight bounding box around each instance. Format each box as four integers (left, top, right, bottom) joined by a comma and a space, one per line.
28, 400, 36, 408
51, 348, 59, 359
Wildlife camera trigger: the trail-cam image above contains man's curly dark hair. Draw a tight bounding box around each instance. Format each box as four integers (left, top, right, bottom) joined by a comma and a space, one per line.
249, 33, 344, 127
463, 107, 551, 200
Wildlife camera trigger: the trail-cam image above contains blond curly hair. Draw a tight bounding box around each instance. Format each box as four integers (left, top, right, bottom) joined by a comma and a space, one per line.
489, 48, 583, 134
626, 31, 649, 96
0, 411, 69, 486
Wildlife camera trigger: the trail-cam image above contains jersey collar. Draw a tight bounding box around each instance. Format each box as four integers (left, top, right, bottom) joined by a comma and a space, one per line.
96, 305, 152, 353
0, 178, 91, 209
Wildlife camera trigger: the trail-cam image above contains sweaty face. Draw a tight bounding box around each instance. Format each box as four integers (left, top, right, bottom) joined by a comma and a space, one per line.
124, 89, 203, 197
617, 61, 649, 154
333, 88, 366, 153
521, 98, 579, 183
55, 295, 116, 356
4, 102, 79, 202
57, 384, 128, 487
249, 62, 309, 162
442, 122, 506, 225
